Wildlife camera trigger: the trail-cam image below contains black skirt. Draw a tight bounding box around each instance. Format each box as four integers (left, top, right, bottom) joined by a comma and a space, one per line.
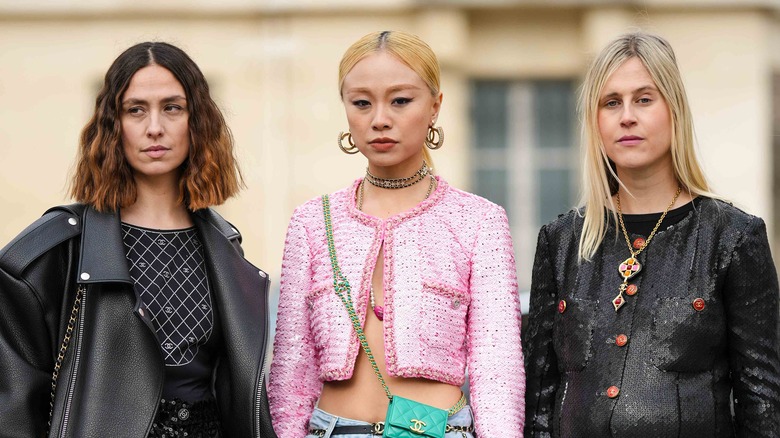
148, 398, 222, 437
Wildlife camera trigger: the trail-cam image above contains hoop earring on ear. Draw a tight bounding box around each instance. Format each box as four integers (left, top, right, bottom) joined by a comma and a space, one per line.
338, 131, 359, 154
425, 126, 444, 150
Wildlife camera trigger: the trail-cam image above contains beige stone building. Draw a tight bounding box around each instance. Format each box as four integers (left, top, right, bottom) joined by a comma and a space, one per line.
2, 0, 779, 300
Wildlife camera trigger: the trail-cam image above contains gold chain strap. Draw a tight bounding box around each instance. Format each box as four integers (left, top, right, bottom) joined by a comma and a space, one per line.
322, 195, 466, 416
323, 195, 393, 400
47, 284, 86, 432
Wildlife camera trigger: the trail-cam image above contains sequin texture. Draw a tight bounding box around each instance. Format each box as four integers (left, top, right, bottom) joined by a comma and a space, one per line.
523, 198, 780, 437
269, 177, 525, 438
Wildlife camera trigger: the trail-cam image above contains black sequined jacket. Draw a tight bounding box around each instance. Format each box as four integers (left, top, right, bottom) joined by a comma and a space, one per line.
0, 204, 276, 437
523, 198, 780, 437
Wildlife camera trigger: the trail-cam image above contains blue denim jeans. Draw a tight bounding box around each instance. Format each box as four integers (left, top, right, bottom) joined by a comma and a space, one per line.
305, 405, 476, 438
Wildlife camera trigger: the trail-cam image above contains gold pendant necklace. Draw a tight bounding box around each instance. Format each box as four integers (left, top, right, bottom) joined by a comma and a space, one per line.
613, 186, 682, 311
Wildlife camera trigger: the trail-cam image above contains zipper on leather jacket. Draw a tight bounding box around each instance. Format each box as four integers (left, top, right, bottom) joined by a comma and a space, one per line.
254, 275, 271, 438
59, 289, 88, 437
254, 332, 269, 437
255, 366, 267, 437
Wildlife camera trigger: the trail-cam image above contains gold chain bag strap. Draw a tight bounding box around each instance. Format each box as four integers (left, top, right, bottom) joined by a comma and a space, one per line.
321, 195, 466, 438
47, 284, 86, 434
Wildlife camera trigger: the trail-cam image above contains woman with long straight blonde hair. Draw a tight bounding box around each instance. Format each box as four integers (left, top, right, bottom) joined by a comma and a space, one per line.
523, 32, 780, 437
269, 30, 525, 438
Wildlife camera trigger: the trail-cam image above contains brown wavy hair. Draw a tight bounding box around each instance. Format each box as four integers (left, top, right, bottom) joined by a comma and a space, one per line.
70, 42, 243, 212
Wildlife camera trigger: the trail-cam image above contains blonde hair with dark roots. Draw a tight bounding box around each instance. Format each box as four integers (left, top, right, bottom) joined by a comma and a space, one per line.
338, 30, 441, 166
578, 32, 717, 260
71, 42, 243, 212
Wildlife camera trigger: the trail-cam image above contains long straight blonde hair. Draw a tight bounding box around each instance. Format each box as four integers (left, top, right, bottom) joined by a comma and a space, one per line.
578, 32, 717, 260
338, 30, 441, 166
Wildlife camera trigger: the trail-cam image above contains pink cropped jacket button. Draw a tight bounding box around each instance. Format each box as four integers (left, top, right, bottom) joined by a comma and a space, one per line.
269, 177, 525, 437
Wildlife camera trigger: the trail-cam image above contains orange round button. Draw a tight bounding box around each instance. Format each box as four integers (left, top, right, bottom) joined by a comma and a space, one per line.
607, 386, 620, 398
692, 298, 706, 311
615, 334, 628, 347
625, 284, 638, 296
558, 300, 567, 314
632, 237, 646, 249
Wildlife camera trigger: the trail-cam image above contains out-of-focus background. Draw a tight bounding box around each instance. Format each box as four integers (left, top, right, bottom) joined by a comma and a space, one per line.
2, 0, 780, 320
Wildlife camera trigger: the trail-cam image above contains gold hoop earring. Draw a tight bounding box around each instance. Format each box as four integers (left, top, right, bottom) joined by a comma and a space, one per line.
338, 131, 359, 154
425, 126, 444, 150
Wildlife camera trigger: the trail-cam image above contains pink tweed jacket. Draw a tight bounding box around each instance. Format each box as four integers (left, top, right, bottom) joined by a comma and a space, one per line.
269, 177, 525, 437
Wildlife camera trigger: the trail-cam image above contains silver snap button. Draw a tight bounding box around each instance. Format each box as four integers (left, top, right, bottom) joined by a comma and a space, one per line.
80, 272, 90, 280
177, 407, 190, 421
68, 218, 77, 226
452, 299, 461, 309
138, 308, 145, 317
258, 270, 266, 278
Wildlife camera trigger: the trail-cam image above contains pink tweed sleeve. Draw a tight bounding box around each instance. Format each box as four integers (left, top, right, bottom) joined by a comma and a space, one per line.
269, 208, 322, 438
467, 203, 525, 437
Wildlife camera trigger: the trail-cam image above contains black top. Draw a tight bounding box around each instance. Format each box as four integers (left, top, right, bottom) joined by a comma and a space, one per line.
122, 223, 221, 403
620, 196, 702, 237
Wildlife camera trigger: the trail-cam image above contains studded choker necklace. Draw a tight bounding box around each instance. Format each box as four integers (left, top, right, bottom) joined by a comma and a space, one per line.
364, 161, 431, 189
613, 186, 682, 311
358, 161, 435, 211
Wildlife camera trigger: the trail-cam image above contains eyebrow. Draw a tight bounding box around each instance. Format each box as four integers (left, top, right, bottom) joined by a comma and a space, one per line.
600, 85, 658, 100
122, 95, 187, 106
344, 84, 422, 95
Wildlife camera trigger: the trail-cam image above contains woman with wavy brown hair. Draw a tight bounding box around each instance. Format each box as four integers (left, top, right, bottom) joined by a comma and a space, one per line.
0, 42, 275, 437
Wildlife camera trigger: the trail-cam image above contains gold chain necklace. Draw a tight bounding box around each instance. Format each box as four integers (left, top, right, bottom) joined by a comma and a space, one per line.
364, 160, 431, 189
357, 174, 435, 212
612, 186, 682, 311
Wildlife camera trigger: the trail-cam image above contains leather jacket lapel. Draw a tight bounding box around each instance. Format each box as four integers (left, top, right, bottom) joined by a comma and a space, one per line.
77, 207, 132, 285
193, 210, 272, 436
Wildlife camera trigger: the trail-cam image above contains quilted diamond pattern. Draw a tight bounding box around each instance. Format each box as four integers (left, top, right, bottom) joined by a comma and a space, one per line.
384, 396, 447, 438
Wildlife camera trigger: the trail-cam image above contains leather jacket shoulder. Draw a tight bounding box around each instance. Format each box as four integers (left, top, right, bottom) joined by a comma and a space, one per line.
0, 203, 84, 277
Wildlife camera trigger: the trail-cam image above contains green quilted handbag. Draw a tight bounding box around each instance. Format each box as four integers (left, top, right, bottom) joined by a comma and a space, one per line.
321, 195, 465, 438
383, 395, 448, 438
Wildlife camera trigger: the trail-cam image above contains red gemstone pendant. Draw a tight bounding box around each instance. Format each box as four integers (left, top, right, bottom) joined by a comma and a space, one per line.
612, 294, 625, 311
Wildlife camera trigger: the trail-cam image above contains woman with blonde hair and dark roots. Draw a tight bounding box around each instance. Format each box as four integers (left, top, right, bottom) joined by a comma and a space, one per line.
0, 42, 276, 437
523, 32, 780, 437
269, 30, 525, 437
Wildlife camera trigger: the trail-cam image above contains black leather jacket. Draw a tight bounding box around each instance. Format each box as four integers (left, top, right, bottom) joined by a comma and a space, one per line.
524, 198, 780, 437
0, 204, 277, 437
